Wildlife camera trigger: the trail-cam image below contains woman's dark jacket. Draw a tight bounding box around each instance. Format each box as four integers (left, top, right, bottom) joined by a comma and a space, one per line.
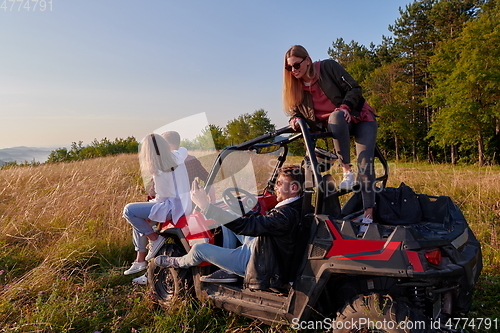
203, 198, 303, 290
290, 59, 365, 129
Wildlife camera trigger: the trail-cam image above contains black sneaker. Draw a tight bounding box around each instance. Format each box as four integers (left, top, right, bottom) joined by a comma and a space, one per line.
200, 269, 238, 283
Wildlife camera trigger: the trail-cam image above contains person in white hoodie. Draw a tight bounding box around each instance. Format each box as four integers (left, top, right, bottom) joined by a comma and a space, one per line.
122, 133, 191, 279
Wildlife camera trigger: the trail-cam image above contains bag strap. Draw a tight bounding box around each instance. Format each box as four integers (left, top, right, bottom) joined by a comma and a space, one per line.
172, 169, 180, 197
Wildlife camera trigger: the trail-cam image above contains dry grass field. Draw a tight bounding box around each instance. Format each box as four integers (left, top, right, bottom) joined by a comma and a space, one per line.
0, 153, 499, 332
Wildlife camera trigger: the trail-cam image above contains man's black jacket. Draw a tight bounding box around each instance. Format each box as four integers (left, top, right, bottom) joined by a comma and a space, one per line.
203, 197, 303, 290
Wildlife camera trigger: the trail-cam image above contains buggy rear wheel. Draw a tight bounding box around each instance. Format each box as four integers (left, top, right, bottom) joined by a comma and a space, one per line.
147, 243, 192, 307
334, 293, 431, 333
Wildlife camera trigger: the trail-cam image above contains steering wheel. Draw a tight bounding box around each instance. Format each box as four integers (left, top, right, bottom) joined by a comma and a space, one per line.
222, 187, 260, 215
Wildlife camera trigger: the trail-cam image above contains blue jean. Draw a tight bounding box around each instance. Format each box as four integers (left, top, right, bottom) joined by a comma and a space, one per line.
177, 238, 255, 277
123, 202, 171, 253
222, 225, 254, 248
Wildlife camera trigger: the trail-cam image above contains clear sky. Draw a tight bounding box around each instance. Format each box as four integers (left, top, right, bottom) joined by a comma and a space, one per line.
1, 0, 412, 149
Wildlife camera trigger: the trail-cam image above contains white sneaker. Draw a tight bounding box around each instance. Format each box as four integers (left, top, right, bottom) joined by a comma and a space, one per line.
145, 235, 165, 261
359, 216, 373, 233
132, 273, 147, 285
124, 261, 147, 275
339, 171, 355, 190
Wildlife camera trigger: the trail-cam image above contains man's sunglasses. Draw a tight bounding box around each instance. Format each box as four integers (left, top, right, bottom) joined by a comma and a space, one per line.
285, 57, 307, 71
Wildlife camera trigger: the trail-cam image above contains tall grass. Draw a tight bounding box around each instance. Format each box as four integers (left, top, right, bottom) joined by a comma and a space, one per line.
0, 155, 498, 332
0, 154, 289, 332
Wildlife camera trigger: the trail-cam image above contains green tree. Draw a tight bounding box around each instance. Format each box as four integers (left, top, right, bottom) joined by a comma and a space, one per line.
194, 125, 226, 150
373, 36, 398, 66
180, 138, 198, 150
224, 109, 275, 145
69, 141, 85, 160
388, 0, 482, 161
45, 137, 139, 163
208, 124, 227, 150
365, 63, 414, 160
327, 38, 379, 85
46, 147, 71, 163
286, 138, 304, 156
428, 0, 483, 40
427, 0, 500, 165
225, 113, 251, 145
389, 0, 439, 161
249, 109, 275, 138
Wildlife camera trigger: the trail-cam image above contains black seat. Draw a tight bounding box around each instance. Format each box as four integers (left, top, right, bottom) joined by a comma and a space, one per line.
322, 174, 342, 217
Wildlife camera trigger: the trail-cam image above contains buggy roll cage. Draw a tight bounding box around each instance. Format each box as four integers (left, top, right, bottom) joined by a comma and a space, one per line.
203, 118, 388, 216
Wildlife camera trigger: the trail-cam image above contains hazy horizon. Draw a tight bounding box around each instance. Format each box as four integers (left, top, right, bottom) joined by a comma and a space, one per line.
0, 145, 68, 164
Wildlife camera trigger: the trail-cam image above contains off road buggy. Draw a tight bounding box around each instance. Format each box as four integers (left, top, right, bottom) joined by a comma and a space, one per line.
146, 119, 482, 332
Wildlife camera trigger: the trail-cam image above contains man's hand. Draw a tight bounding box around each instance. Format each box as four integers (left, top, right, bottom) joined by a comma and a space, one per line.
191, 177, 209, 211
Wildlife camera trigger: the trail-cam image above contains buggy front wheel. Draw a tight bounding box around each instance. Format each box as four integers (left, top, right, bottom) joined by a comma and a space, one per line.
147, 243, 192, 307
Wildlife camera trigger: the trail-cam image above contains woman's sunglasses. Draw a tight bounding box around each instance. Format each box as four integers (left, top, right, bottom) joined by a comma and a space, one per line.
285, 57, 307, 71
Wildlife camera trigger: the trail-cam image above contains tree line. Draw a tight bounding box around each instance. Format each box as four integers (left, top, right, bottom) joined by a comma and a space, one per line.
45, 137, 139, 163
0, 110, 276, 169
332, 0, 499, 165
181, 109, 275, 151
43, 110, 274, 164
0, 137, 139, 169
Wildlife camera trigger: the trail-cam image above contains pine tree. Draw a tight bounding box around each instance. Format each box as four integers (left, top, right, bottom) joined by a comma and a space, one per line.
428, 0, 500, 165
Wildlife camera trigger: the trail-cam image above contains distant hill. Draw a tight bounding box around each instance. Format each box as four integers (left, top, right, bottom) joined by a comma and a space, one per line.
0, 146, 60, 165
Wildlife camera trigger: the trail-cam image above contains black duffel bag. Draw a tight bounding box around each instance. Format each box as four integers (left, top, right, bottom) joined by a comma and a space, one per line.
375, 182, 422, 225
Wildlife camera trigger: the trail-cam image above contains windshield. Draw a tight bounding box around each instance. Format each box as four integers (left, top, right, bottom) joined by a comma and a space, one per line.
142, 113, 288, 230
207, 146, 284, 213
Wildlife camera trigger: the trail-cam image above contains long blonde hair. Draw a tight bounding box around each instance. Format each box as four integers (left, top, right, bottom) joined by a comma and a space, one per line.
139, 133, 178, 176
282, 45, 317, 115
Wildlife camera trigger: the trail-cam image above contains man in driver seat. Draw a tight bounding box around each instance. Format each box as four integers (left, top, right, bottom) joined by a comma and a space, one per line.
155, 165, 303, 290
